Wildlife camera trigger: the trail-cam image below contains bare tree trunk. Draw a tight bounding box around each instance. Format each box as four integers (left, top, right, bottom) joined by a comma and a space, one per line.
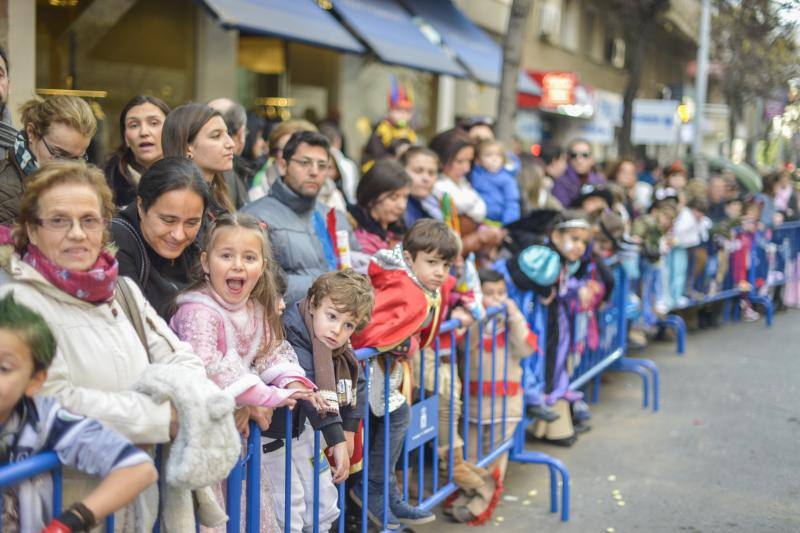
619, 25, 650, 157
495, 0, 533, 145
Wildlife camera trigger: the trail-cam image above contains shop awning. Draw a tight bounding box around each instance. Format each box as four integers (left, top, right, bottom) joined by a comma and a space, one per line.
402, 0, 502, 85
199, 0, 365, 54
331, 0, 467, 76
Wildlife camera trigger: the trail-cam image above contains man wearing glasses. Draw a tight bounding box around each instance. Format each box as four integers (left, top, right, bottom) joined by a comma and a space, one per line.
552, 138, 605, 208
243, 130, 362, 305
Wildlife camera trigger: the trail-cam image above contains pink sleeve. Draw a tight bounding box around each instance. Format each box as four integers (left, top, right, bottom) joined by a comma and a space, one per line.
236, 383, 302, 408
171, 303, 261, 397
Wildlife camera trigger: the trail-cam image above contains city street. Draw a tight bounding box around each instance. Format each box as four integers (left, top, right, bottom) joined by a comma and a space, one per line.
421, 311, 800, 532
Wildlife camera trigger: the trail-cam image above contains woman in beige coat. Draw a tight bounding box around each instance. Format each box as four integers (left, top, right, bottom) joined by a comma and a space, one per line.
0, 160, 208, 530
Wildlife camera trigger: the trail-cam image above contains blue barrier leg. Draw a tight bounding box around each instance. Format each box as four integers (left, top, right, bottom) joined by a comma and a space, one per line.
547, 464, 558, 513
246, 422, 261, 533
225, 444, 243, 533
621, 357, 661, 413
284, 408, 293, 533
313, 431, 320, 533
591, 374, 601, 404
660, 315, 686, 354
750, 294, 774, 327
611, 358, 651, 410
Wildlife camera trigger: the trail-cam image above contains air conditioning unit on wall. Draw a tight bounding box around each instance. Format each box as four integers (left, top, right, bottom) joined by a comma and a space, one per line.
539, 1, 561, 42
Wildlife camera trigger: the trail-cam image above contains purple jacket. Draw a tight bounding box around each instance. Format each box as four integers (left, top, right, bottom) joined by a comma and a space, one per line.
552, 165, 605, 208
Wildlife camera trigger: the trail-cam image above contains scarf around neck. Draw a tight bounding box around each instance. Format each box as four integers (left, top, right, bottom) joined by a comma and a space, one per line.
13, 131, 38, 176
23, 243, 119, 303
299, 298, 359, 416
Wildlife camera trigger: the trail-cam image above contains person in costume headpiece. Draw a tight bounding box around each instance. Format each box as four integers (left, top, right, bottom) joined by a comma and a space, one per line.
362, 76, 418, 171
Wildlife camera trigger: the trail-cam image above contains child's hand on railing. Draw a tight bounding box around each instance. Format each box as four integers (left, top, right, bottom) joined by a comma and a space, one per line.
504, 297, 521, 318
450, 306, 475, 333
330, 441, 351, 484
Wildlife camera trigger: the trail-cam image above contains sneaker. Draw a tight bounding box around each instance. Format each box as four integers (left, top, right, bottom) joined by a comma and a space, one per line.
572, 400, 592, 422
742, 304, 761, 322
349, 484, 401, 530
525, 404, 560, 422
389, 493, 436, 525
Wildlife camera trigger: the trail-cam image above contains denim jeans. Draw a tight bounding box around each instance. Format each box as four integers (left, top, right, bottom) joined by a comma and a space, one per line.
367, 401, 410, 499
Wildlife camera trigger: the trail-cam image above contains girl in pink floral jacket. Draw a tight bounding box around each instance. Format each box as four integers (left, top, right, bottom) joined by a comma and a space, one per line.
170, 214, 318, 532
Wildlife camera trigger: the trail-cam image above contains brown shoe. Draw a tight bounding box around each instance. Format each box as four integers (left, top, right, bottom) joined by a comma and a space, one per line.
449, 456, 485, 490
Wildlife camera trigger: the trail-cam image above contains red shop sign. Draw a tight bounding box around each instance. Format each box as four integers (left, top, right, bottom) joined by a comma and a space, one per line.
541, 71, 576, 108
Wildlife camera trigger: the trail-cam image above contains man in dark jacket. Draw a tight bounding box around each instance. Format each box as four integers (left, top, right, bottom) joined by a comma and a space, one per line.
242, 130, 363, 304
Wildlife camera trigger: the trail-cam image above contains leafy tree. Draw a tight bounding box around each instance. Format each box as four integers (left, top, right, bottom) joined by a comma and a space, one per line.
610, 0, 672, 157
712, 0, 800, 160
495, 0, 533, 145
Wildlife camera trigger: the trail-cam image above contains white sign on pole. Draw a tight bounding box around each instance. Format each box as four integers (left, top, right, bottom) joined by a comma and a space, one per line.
566, 90, 622, 145
632, 99, 680, 145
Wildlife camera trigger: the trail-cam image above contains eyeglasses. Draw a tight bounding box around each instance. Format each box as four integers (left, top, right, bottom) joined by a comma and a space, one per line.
290, 157, 332, 172
35, 216, 107, 233
39, 133, 89, 161
569, 151, 591, 160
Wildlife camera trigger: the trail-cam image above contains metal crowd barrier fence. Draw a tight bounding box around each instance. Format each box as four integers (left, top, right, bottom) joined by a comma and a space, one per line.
0, 306, 571, 531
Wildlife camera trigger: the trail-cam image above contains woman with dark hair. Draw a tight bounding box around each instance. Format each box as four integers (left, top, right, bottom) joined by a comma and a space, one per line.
161, 103, 235, 217
111, 157, 211, 318
429, 128, 503, 258
347, 158, 410, 255
105, 95, 171, 207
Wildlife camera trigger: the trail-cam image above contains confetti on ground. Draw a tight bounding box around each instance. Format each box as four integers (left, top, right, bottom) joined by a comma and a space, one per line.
522, 500, 531, 506
503, 495, 519, 502
495, 516, 504, 522
613, 494, 623, 500
612, 489, 621, 495
618, 501, 626, 507
607, 528, 616, 533
607, 475, 617, 482
528, 489, 538, 497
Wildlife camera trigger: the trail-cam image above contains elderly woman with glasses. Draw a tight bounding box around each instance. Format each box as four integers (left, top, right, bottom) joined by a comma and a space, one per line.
0, 160, 216, 529
0, 95, 96, 225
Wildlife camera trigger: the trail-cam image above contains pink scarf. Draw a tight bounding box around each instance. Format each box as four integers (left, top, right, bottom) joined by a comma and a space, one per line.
1, 225, 118, 303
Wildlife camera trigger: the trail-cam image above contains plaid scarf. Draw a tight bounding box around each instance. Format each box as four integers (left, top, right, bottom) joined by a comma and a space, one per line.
300, 298, 359, 416
13, 131, 38, 176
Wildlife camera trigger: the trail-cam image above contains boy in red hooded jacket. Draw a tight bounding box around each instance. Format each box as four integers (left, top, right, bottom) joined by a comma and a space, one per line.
349, 219, 461, 529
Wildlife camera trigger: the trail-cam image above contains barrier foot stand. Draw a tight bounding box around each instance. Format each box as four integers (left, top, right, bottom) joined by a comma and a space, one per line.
611, 358, 650, 409
749, 295, 774, 327
591, 374, 601, 404
621, 357, 661, 412
510, 424, 570, 522
659, 315, 686, 354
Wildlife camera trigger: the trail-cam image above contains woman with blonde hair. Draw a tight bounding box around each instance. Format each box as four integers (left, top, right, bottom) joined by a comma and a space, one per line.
0, 95, 96, 224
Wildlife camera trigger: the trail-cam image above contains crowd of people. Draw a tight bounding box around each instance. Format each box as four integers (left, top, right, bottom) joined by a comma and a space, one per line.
0, 44, 798, 532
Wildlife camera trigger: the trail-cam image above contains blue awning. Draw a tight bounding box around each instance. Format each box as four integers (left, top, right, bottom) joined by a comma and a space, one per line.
403, 0, 502, 86
199, 0, 365, 54
331, 0, 467, 77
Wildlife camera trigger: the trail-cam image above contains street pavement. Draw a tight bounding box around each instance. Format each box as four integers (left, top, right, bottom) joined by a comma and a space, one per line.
418, 310, 800, 532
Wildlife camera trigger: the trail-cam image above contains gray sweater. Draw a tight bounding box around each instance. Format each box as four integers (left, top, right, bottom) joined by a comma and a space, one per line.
241, 176, 359, 305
